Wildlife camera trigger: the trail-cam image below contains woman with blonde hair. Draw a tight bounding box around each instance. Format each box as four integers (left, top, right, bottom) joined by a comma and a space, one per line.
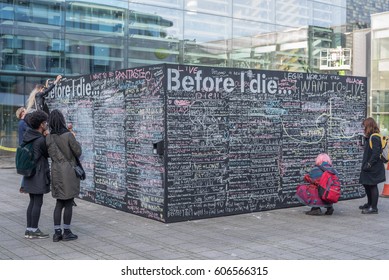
359, 117, 385, 214
26, 75, 62, 115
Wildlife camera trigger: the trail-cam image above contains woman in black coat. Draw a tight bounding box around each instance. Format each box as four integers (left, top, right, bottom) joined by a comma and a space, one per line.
359, 117, 385, 214
46, 109, 81, 242
25, 75, 62, 115
21, 110, 50, 238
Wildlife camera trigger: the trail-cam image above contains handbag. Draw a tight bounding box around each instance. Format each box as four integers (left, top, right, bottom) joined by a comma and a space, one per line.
73, 156, 86, 180
53, 135, 86, 180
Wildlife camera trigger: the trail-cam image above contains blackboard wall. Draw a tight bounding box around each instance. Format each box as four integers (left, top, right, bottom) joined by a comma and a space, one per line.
48, 64, 367, 223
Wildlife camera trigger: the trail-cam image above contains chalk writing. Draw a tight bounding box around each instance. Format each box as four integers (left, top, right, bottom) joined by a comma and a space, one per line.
48, 64, 367, 223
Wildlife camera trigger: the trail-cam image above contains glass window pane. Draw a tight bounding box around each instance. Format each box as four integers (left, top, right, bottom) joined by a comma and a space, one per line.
15, 0, 63, 27
313, 3, 345, 27
66, 2, 125, 36
0, 75, 24, 152
184, 12, 231, 66
232, 19, 276, 69
233, 0, 275, 23
184, 0, 232, 17
128, 4, 182, 67
130, 0, 183, 9
0, 1, 15, 20
275, 0, 311, 28
67, 34, 124, 74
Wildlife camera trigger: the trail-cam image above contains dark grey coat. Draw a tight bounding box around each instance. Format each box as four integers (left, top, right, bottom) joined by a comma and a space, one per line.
359, 134, 386, 185
46, 132, 82, 200
21, 128, 50, 194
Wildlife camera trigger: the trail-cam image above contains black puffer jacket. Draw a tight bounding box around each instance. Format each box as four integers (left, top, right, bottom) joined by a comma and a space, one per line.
21, 128, 50, 194
359, 134, 386, 185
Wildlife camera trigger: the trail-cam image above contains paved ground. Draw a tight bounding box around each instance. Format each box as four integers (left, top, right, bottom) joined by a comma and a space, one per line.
1, 160, 389, 260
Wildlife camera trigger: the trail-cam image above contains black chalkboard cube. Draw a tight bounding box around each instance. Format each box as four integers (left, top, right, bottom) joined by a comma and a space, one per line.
48, 63, 367, 223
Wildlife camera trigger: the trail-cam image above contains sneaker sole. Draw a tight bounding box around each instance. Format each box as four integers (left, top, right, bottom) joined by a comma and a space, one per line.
53, 237, 62, 242
29, 235, 49, 239
62, 237, 78, 241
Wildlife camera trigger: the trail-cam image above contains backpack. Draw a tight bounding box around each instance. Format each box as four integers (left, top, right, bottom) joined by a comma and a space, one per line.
317, 165, 341, 204
15, 141, 36, 177
369, 133, 389, 163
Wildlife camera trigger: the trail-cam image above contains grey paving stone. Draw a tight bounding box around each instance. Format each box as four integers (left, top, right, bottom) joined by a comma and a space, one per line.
1, 168, 389, 260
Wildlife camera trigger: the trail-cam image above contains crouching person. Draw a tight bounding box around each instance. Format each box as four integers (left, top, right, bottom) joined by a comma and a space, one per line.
296, 153, 338, 216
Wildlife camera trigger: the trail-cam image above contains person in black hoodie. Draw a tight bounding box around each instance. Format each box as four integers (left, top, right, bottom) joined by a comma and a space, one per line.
359, 117, 385, 214
21, 110, 50, 239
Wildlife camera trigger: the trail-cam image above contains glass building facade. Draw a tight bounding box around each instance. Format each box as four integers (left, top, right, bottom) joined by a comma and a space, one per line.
1, 0, 389, 153
371, 12, 389, 135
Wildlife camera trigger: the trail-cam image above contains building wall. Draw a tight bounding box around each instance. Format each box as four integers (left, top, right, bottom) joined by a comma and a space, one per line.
347, 0, 389, 31
371, 11, 389, 134
1, 0, 388, 151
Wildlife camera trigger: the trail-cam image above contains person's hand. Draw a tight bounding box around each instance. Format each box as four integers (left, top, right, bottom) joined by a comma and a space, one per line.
43, 130, 49, 136
363, 162, 371, 171
55, 75, 62, 84
67, 123, 76, 136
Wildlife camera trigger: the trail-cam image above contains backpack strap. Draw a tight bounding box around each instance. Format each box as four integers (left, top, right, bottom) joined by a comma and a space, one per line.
316, 164, 328, 173
369, 133, 383, 149
317, 164, 338, 175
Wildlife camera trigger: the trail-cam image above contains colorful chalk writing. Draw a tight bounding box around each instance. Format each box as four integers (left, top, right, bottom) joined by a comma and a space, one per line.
48, 65, 367, 223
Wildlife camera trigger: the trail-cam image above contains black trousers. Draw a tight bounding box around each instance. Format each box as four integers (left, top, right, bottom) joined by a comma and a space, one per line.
363, 184, 379, 209
53, 198, 74, 226
26, 193, 43, 228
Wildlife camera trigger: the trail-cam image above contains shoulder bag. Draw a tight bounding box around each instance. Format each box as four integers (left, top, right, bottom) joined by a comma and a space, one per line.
53, 135, 85, 180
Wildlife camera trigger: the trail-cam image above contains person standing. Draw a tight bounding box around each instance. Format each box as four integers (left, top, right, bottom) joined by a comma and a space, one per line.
46, 109, 82, 242
359, 117, 385, 214
16, 107, 28, 193
21, 110, 50, 239
16, 107, 28, 145
26, 75, 62, 115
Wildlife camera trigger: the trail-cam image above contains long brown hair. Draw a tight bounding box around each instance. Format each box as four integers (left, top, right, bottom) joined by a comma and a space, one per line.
362, 117, 380, 137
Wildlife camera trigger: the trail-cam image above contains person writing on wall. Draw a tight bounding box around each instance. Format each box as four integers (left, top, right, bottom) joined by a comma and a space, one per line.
296, 153, 337, 216
26, 75, 62, 116
46, 109, 82, 242
359, 117, 385, 214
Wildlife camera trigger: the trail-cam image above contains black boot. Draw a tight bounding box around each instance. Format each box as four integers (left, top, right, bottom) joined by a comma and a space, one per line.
53, 229, 62, 242
325, 206, 334, 215
358, 203, 370, 210
63, 229, 78, 241
361, 207, 378, 214
305, 207, 322, 215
